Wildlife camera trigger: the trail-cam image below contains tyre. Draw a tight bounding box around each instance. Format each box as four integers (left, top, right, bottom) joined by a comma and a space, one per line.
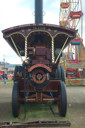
55, 65, 61, 79
12, 81, 20, 117
60, 65, 65, 83
14, 66, 23, 80
14, 66, 18, 80
53, 65, 61, 99
58, 81, 67, 117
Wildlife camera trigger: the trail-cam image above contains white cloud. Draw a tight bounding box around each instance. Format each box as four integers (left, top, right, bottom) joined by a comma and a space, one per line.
44, 0, 59, 24
51, 0, 60, 8
0, 1, 34, 29
44, 11, 59, 24
0, 8, 33, 29
0, 37, 22, 63
43, 0, 48, 4
6, 57, 22, 64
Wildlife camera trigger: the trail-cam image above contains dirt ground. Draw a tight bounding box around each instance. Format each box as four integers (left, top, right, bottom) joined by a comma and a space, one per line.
0, 81, 85, 128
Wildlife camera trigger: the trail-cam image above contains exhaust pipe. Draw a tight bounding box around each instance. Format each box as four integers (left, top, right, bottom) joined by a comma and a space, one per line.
35, 0, 43, 23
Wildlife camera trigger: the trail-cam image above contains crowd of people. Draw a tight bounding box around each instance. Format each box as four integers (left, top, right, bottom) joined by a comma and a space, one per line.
0, 72, 13, 85
0, 73, 7, 85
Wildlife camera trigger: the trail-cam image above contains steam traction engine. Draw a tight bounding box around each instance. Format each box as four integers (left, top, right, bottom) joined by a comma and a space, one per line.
2, 0, 76, 118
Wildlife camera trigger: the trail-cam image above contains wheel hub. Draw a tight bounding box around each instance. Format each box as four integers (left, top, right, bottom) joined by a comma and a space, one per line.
33, 70, 46, 84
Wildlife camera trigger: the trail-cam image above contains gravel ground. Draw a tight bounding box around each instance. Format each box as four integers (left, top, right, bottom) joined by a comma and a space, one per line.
0, 81, 85, 128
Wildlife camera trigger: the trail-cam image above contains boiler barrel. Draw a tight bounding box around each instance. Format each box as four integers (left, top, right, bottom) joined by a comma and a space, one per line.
35, 0, 43, 23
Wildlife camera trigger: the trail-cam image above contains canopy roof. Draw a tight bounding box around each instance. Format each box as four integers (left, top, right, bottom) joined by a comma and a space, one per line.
2, 24, 77, 55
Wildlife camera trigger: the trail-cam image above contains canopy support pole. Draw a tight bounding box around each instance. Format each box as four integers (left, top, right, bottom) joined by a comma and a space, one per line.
25, 37, 27, 63
52, 37, 55, 63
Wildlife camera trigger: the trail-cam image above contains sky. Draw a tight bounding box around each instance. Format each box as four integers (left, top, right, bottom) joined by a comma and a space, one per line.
0, 0, 85, 64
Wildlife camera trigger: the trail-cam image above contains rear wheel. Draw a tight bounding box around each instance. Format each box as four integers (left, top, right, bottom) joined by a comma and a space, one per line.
55, 65, 65, 82
55, 65, 61, 79
14, 66, 18, 80
12, 81, 20, 117
60, 65, 65, 83
53, 65, 61, 99
14, 66, 23, 80
58, 81, 67, 117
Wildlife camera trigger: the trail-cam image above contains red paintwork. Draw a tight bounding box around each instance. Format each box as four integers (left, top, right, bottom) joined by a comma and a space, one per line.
19, 79, 59, 92
30, 47, 51, 65
28, 64, 52, 72
19, 79, 59, 103
43, 80, 59, 91
33, 69, 46, 84
32, 60, 50, 65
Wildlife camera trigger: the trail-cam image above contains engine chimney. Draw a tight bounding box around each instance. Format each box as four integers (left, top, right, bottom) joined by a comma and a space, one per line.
35, 0, 43, 23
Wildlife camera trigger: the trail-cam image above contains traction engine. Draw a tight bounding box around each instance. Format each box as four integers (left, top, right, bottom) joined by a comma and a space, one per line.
2, 0, 76, 118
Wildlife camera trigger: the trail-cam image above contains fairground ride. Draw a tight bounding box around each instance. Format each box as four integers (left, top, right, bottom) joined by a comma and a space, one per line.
59, 0, 85, 85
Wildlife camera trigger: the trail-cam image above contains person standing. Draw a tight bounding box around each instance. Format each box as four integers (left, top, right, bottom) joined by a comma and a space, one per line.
2, 73, 7, 85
